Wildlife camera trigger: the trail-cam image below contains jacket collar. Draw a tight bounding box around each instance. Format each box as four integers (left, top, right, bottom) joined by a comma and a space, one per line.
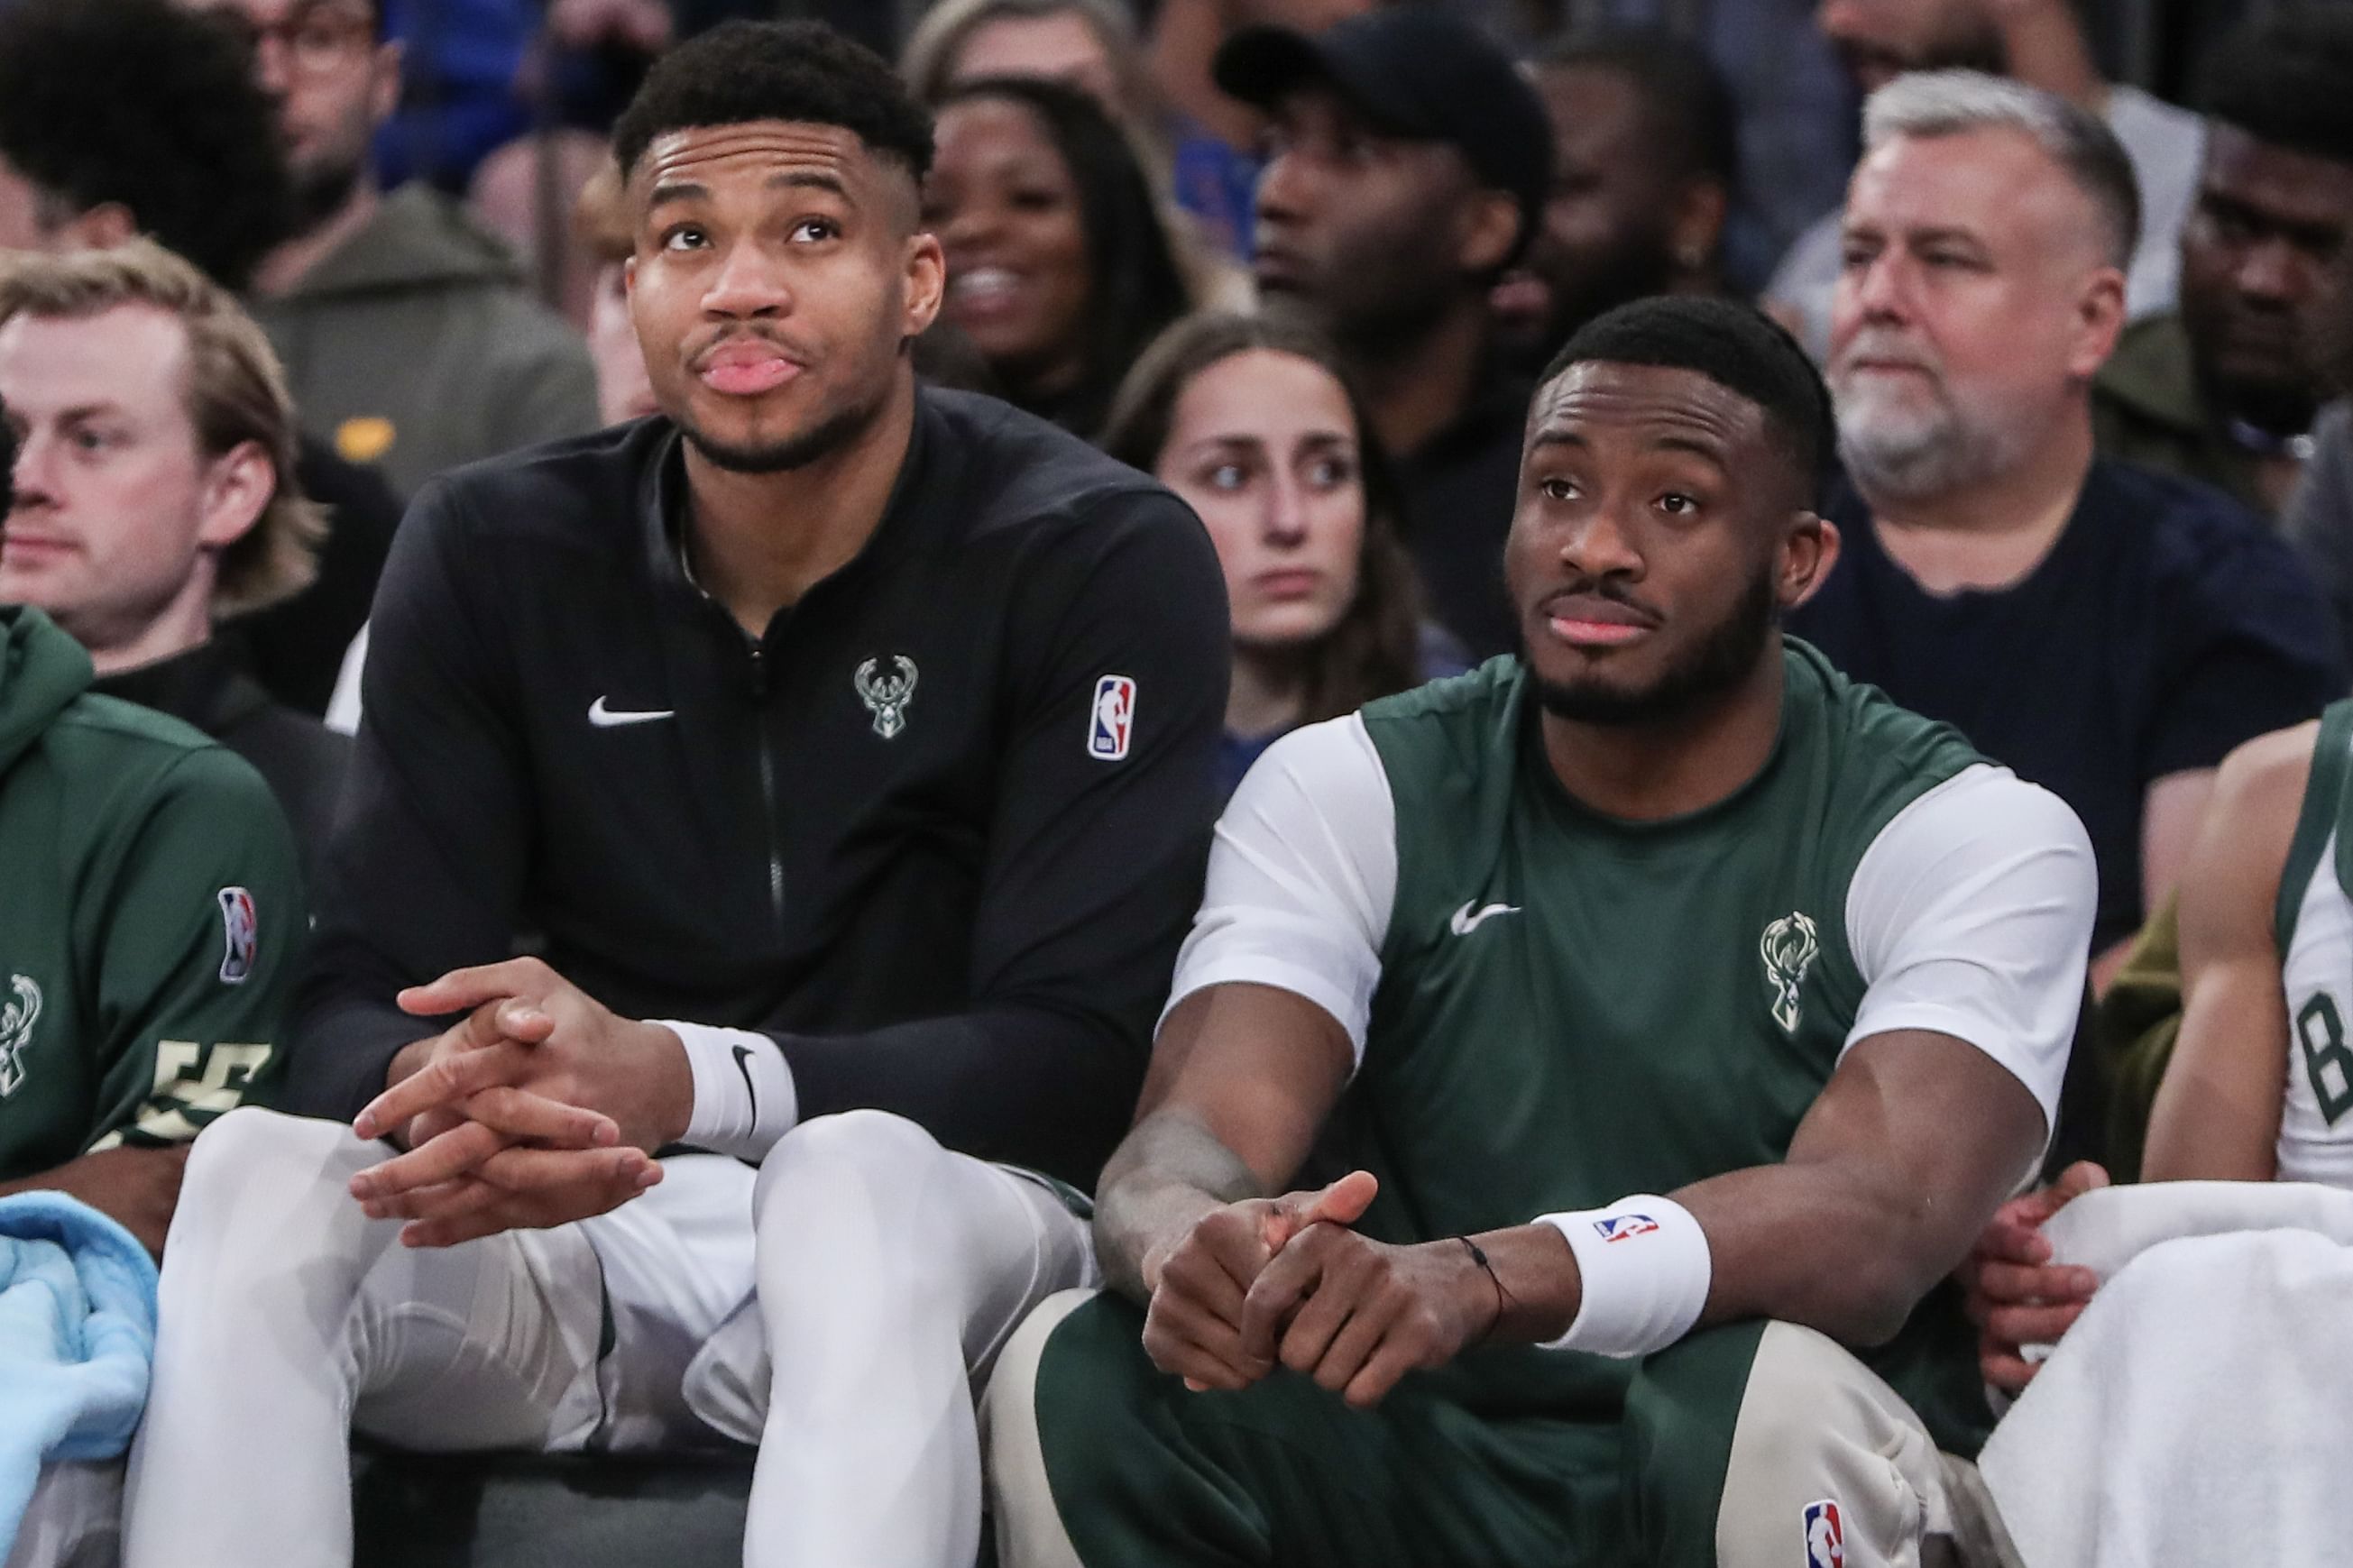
89, 637, 271, 738
637, 385, 942, 626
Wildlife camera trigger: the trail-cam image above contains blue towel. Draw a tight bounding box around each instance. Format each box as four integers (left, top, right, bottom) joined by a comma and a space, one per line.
0, 1193, 158, 1558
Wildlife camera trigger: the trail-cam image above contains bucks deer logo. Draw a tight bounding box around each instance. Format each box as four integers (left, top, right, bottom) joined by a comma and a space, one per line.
0, 975, 41, 1098
1760, 912, 1819, 1034
853, 656, 918, 740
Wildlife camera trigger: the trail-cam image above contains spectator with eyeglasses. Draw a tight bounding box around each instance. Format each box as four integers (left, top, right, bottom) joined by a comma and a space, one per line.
180, 0, 598, 500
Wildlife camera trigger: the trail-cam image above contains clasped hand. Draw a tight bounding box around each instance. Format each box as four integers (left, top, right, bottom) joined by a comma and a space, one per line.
1139, 1170, 1499, 1409
1962, 1160, 2108, 1393
345, 958, 694, 1249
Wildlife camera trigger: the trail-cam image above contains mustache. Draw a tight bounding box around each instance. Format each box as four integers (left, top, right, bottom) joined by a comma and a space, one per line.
1539, 579, 1667, 626
684, 325, 813, 371
1833, 330, 1945, 378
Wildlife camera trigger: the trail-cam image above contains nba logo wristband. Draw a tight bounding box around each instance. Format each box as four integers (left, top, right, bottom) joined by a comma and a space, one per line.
1533, 1196, 1712, 1358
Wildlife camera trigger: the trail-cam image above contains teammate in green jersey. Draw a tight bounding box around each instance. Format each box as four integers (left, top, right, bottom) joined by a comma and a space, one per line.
0, 401, 302, 1567
0, 442, 301, 1240
986, 298, 2098, 1567
1970, 701, 2353, 1398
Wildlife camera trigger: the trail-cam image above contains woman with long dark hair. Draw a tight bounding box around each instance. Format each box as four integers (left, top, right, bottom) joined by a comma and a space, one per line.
924, 75, 1193, 440
1105, 311, 1465, 797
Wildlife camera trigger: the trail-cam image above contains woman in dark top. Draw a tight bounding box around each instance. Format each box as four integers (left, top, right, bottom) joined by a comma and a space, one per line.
1106, 312, 1466, 798
924, 75, 1193, 441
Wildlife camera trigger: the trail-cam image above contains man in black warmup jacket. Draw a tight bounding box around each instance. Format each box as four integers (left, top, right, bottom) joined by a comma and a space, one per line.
121, 23, 1227, 1568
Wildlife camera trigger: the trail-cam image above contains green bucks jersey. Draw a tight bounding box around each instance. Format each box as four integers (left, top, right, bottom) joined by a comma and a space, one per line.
1170, 639, 2092, 1455
0, 608, 302, 1179
2273, 700, 2353, 1189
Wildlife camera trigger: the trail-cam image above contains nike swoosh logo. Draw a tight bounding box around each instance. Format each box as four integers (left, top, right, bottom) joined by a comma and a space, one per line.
731, 1044, 758, 1119
1448, 900, 1521, 937
588, 696, 676, 728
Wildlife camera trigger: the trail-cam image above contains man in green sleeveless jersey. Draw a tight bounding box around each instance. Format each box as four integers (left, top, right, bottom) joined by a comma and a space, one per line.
1971, 703, 2353, 1398
1958, 706, 2353, 1560
987, 298, 2097, 1567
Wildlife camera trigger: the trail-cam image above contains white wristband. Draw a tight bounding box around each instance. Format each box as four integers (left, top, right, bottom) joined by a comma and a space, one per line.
657, 1022, 797, 1161
1535, 1195, 1712, 1359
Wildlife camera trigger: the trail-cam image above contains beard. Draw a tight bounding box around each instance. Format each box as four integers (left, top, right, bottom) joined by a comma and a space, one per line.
2187, 296, 2328, 436
1529, 565, 1779, 728
1261, 238, 1457, 365
1832, 349, 2037, 503
676, 382, 888, 475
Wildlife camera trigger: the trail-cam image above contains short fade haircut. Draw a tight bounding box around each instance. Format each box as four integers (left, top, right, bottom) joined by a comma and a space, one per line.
0, 0, 295, 292
1542, 296, 1834, 502
1538, 29, 1740, 189
0, 242, 324, 618
611, 20, 935, 187
2198, 7, 2353, 168
1862, 69, 2139, 271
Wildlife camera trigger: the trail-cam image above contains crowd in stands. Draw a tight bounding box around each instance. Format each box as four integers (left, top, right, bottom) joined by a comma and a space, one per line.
5, 1, 2353, 1565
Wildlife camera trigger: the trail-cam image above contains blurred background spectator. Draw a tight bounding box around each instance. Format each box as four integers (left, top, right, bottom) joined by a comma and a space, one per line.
926, 75, 1196, 438
0, 0, 401, 720
905, 0, 1261, 261
1104, 310, 1465, 796
184, 0, 600, 500
905, 0, 1160, 143
1767, 0, 2203, 360
1215, 5, 1549, 661
1789, 71, 2340, 995
2094, 6, 2353, 520
2284, 240, 2353, 678
0, 244, 349, 880
1494, 28, 1741, 372
567, 165, 658, 426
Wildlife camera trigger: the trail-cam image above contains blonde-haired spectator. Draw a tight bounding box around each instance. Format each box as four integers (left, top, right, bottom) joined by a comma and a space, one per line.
0, 240, 348, 873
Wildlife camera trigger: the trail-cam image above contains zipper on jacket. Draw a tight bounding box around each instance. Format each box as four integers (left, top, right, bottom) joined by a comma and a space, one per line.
747, 643, 786, 931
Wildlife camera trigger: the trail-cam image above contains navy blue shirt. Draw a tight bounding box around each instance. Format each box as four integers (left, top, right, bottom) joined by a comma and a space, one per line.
1215, 623, 1476, 802
1394, 376, 1532, 663
1792, 458, 2346, 950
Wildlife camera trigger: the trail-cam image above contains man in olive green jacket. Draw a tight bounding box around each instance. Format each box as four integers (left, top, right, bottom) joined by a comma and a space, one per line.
2092, 11, 2353, 519
194, 0, 599, 496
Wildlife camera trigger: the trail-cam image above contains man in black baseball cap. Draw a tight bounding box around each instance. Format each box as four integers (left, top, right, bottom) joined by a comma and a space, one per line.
1217, 3, 1551, 661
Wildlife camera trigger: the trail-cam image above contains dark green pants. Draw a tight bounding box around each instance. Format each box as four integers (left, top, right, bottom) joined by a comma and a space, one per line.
987, 1292, 1962, 1568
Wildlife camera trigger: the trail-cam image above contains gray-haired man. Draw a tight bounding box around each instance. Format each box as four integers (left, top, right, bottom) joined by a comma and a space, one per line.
1789, 72, 2341, 1007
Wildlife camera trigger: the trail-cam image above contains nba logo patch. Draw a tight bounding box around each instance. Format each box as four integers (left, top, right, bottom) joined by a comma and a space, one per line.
1088, 674, 1135, 761
1593, 1213, 1660, 1243
216, 886, 258, 986
1803, 1499, 1843, 1568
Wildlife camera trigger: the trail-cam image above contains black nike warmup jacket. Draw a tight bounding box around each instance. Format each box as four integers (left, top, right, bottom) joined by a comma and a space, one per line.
282, 390, 1229, 1188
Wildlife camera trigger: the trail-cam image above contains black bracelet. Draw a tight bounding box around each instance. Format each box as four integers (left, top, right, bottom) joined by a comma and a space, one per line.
1458, 1235, 1512, 1344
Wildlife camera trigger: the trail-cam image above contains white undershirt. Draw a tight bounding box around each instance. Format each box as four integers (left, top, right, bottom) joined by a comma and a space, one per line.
1166, 714, 2095, 1133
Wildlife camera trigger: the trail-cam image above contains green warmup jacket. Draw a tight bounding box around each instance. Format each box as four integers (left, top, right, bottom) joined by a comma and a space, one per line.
253, 182, 599, 499
0, 607, 304, 1179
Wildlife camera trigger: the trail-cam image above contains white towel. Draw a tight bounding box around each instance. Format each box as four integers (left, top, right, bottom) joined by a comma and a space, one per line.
1979, 1182, 2353, 1567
